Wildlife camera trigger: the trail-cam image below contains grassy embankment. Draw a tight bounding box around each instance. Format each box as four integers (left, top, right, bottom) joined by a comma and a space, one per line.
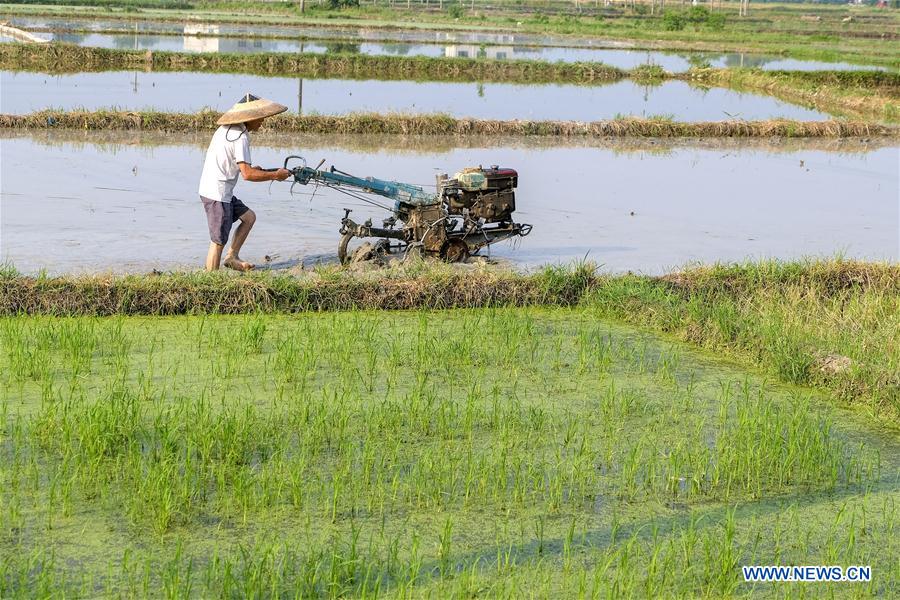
0, 41, 630, 82
1, 0, 897, 68
2, 42, 897, 122
692, 68, 900, 124
5, 109, 895, 138
0, 259, 897, 596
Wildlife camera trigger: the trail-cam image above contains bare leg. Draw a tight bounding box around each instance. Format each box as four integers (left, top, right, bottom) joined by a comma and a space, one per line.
206, 242, 224, 271
224, 210, 256, 271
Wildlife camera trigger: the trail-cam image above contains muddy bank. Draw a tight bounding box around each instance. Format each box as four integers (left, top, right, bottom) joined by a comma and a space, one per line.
3, 110, 892, 138
0, 266, 580, 315
3, 259, 894, 315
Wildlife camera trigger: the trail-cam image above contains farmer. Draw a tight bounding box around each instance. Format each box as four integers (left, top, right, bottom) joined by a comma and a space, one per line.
198, 93, 292, 271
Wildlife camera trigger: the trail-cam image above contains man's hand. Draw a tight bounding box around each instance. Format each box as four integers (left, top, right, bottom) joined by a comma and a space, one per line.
239, 163, 292, 183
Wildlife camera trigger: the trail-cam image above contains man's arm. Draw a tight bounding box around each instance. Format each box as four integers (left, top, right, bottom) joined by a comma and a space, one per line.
238, 162, 291, 182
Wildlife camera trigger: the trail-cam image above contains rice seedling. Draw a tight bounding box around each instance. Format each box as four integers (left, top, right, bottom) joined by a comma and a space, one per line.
0, 260, 897, 595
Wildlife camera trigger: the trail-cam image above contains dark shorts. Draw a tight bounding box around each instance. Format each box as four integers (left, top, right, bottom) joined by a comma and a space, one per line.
201, 195, 250, 245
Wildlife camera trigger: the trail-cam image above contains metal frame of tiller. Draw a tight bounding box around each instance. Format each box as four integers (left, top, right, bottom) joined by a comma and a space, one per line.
284, 156, 532, 264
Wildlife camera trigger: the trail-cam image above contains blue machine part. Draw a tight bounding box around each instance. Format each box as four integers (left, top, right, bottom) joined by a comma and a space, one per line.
291, 164, 438, 210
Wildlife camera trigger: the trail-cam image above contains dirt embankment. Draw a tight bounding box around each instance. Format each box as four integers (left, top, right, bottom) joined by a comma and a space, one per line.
2, 110, 896, 138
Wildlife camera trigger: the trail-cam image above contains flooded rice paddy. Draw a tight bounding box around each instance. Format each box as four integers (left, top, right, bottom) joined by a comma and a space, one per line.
1, 70, 830, 121
1, 133, 896, 275
3, 16, 886, 72
1, 306, 897, 595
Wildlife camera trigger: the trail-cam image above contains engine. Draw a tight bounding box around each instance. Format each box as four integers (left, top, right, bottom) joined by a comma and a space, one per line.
285, 154, 530, 263
440, 166, 518, 223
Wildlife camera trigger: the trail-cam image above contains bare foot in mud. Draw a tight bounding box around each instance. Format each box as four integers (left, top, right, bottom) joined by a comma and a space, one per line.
224, 255, 255, 272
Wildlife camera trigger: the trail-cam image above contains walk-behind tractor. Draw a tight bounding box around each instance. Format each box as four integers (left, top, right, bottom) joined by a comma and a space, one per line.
284, 156, 532, 264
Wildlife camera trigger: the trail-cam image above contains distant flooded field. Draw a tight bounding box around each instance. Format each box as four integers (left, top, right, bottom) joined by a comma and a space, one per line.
4, 16, 887, 72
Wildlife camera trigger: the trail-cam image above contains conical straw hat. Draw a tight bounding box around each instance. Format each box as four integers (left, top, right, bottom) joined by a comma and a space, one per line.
217, 93, 288, 125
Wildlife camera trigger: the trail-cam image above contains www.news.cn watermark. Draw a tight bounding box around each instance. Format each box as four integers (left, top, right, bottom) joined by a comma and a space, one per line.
743, 565, 872, 583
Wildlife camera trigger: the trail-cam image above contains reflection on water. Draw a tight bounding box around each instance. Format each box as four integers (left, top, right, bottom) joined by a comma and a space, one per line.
0, 70, 829, 121
5, 16, 887, 72
6, 129, 894, 155
1, 134, 896, 274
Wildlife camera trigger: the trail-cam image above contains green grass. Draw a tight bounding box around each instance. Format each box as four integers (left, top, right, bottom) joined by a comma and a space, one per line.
585, 259, 900, 422
0, 305, 896, 596
692, 68, 900, 123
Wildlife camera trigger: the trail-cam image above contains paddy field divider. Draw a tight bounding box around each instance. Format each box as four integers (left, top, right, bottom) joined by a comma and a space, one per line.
2, 110, 896, 138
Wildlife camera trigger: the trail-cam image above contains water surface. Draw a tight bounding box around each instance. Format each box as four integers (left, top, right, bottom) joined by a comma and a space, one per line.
0, 70, 829, 121
1, 134, 896, 274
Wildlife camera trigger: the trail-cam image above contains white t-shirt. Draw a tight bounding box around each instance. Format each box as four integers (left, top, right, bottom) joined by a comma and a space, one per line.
198, 124, 252, 202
